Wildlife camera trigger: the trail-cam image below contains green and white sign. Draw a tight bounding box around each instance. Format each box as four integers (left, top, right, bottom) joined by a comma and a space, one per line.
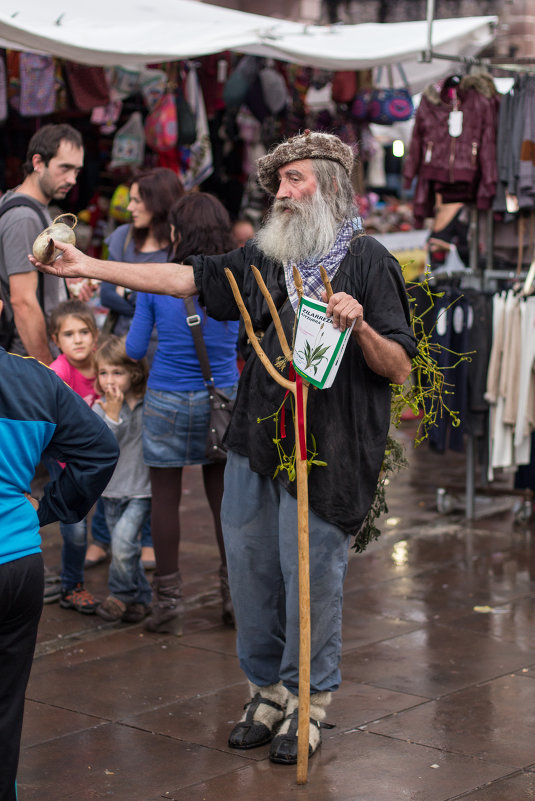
292, 296, 355, 389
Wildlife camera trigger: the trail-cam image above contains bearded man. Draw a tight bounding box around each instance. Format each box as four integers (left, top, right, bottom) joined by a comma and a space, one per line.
30, 131, 416, 765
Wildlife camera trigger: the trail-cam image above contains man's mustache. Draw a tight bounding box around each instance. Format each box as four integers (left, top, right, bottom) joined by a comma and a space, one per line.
273, 199, 307, 214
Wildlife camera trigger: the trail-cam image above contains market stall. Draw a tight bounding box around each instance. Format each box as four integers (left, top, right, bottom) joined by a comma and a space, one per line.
0, 2, 496, 90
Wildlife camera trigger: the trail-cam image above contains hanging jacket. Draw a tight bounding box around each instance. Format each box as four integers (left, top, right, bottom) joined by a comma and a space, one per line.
403, 74, 499, 225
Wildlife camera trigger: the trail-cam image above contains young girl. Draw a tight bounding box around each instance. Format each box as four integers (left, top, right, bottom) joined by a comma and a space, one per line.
93, 336, 152, 623
48, 299, 101, 613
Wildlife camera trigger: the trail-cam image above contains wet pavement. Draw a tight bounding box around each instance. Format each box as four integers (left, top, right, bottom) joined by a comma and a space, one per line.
18, 419, 535, 801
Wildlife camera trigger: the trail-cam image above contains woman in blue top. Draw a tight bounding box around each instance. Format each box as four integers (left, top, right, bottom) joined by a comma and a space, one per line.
100, 167, 185, 337
126, 193, 240, 634
88, 168, 185, 572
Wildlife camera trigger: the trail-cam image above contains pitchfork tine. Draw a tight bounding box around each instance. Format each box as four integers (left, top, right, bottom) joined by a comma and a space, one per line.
249, 264, 292, 362
224, 268, 293, 391
320, 265, 333, 300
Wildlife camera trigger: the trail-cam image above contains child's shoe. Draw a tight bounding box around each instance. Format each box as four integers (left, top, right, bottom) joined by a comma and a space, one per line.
122, 602, 150, 623
60, 583, 99, 614
43, 566, 62, 604
96, 595, 126, 621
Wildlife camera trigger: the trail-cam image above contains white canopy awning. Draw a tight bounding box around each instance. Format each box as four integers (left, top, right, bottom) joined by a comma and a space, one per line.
0, 2, 496, 92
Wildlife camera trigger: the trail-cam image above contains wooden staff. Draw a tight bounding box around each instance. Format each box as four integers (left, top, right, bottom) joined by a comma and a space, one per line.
224, 265, 332, 784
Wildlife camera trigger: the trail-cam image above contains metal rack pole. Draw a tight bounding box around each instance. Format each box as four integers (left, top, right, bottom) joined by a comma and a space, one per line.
465, 433, 475, 519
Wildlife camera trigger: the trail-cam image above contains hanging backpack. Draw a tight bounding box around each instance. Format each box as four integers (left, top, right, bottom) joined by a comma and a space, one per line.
109, 112, 145, 170
109, 66, 141, 100
64, 62, 110, 112
13, 53, 56, 116
140, 67, 168, 112
144, 92, 178, 152
222, 55, 259, 109
259, 65, 288, 115
331, 71, 358, 104
176, 85, 197, 146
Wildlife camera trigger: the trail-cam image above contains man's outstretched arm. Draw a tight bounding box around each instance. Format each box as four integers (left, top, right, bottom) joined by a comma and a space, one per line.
29, 240, 197, 299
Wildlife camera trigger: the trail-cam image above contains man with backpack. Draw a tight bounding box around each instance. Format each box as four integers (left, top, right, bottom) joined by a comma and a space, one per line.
0, 124, 84, 364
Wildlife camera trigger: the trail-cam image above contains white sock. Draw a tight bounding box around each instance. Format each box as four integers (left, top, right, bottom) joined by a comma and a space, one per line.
277, 691, 331, 752
240, 681, 288, 729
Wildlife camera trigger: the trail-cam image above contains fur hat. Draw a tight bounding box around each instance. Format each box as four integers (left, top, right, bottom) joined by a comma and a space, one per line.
257, 130, 354, 195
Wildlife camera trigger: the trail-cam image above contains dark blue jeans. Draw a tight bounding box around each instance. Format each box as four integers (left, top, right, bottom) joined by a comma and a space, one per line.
103, 497, 152, 606
91, 498, 153, 549
43, 457, 87, 590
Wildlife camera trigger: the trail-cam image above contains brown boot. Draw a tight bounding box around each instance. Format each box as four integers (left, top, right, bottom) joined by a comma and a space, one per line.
219, 564, 235, 628
144, 571, 184, 635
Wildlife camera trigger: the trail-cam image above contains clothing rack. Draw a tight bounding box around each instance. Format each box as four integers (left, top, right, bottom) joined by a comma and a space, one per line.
415, 7, 535, 519
419, 50, 535, 77
429, 206, 533, 521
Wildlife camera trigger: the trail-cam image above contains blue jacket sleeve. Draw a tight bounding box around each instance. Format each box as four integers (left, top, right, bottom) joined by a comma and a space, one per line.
100, 225, 137, 314
38, 377, 119, 526
100, 281, 137, 316
125, 293, 154, 360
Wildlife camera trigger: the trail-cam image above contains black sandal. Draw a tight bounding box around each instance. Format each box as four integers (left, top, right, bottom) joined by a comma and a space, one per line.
228, 692, 285, 749
269, 709, 335, 764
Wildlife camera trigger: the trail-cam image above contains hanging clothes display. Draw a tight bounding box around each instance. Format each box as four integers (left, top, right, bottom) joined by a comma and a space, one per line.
493, 75, 535, 214
403, 73, 499, 227
484, 291, 535, 480
421, 282, 492, 455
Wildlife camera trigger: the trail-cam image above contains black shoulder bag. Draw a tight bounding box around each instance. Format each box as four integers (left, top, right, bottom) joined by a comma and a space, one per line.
0, 196, 49, 350
184, 297, 234, 463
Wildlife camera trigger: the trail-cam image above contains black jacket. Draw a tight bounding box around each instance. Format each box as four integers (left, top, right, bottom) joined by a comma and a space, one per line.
190, 235, 416, 537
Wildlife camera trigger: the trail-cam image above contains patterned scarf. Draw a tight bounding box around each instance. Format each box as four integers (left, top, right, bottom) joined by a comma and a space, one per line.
283, 218, 356, 312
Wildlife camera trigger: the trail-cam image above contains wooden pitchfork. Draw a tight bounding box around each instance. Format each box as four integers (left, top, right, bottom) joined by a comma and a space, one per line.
224, 263, 333, 785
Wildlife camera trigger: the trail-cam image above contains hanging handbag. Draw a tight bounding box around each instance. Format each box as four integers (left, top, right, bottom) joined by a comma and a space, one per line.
64, 62, 110, 111
175, 85, 197, 146
184, 297, 234, 463
331, 70, 358, 104
109, 112, 145, 170
366, 64, 414, 125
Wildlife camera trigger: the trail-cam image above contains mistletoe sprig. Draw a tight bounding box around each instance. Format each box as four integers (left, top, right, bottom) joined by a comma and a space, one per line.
354, 269, 475, 551
390, 274, 475, 444
354, 434, 408, 553
258, 394, 327, 482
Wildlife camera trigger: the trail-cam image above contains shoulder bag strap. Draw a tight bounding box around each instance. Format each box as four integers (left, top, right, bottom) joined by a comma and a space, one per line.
184, 296, 214, 386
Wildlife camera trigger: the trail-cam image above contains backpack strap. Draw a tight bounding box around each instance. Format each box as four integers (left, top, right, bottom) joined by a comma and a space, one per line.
0, 195, 49, 228
0, 195, 50, 308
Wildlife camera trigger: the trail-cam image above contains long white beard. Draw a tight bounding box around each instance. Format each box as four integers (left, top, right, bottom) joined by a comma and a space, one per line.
256, 190, 341, 264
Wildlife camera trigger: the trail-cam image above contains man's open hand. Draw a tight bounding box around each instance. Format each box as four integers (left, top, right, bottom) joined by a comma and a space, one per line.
28, 240, 87, 279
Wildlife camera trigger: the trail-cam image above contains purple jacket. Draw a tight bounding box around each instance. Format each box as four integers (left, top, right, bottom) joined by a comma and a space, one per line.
403, 74, 499, 225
